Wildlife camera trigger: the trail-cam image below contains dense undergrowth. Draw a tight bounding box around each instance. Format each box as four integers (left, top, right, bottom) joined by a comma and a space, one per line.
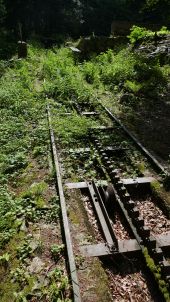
0, 46, 71, 301
0, 28, 170, 300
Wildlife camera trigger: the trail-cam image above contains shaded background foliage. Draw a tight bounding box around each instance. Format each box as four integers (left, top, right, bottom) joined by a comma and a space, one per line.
0, 0, 169, 39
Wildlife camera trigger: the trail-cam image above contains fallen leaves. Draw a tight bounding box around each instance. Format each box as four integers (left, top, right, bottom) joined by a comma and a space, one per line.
108, 270, 152, 302
136, 198, 170, 235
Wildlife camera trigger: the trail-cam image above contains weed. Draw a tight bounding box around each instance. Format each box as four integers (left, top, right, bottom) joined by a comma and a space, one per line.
50, 244, 65, 261
0, 253, 10, 267
32, 146, 45, 157
124, 80, 142, 94
48, 268, 71, 301
75, 255, 85, 269
17, 241, 33, 262
128, 26, 154, 44
82, 61, 100, 86
52, 112, 98, 146
157, 26, 170, 36
23, 181, 48, 199
11, 266, 30, 286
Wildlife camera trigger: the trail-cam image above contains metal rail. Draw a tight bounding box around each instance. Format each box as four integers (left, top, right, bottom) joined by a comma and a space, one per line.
47, 104, 81, 302
95, 138, 170, 287
102, 105, 169, 176
87, 181, 118, 250
47, 99, 170, 298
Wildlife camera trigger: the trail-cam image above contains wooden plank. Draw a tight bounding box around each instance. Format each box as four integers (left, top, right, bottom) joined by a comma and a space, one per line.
91, 126, 114, 131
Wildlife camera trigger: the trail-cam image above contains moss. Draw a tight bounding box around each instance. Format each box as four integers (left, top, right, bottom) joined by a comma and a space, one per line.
16, 275, 37, 300
136, 161, 146, 173
69, 209, 80, 225
151, 180, 161, 191
0, 282, 18, 302
0, 233, 26, 302
93, 260, 111, 301
151, 180, 170, 217
143, 248, 170, 301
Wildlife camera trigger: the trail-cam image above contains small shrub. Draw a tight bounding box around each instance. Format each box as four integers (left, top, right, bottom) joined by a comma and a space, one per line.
158, 26, 170, 36
82, 61, 100, 85
124, 80, 142, 94
50, 244, 65, 261
128, 26, 154, 44
0, 252, 10, 267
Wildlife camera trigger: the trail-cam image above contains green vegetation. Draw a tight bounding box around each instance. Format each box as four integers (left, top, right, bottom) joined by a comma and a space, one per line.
128, 26, 154, 44
0, 0, 169, 43
0, 45, 70, 301
143, 248, 170, 301
128, 25, 170, 44
50, 244, 65, 262
0, 25, 170, 299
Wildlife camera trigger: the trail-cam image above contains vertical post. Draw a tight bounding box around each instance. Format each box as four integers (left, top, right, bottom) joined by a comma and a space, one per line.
18, 41, 27, 58
18, 23, 27, 58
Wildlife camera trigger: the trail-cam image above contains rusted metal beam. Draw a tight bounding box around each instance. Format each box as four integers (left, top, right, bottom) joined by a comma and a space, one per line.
80, 233, 170, 257
122, 177, 155, 186
80, 239, 141, 257
90, 126, 114, 131
69, 148, 91, 153
81, 111, 100, 116
65, 180, 108, 189
87, 181, 117, 250
156, 232, 170, 249
47, 104, 81, 302
103, 105, 169, 175
65, 182, 88, 189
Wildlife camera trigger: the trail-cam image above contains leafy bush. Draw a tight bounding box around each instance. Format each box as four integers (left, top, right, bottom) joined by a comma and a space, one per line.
128, 26, 154, 44
42, 47, 97, 104
158, 26, 170, 36
81, 61, 100, 85
124, 80, 142, 94
128, 25, 170, 45
50, 244, 65, 261
96, 49, 136, 87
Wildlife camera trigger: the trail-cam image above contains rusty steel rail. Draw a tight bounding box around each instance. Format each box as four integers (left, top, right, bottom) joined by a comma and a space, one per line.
47, 99, 170, 299
87, 180, 118, 251
95, 138, 170, 288
102, 105, 169, 176
47, 104, 81, 302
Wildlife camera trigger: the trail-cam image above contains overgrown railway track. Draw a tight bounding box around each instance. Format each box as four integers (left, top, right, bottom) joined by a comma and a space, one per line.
47, 98, 170, 301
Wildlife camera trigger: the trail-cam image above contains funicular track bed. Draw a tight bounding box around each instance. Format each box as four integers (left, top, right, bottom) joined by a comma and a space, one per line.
48, 98, 170, 302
